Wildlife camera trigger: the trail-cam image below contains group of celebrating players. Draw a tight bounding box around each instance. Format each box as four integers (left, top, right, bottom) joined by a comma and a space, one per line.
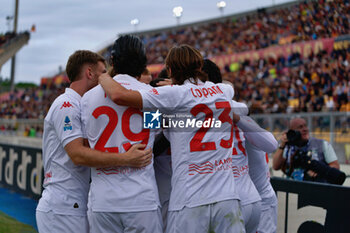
36, 35, 279, 233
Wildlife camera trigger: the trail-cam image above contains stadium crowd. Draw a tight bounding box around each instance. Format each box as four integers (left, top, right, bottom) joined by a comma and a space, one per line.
1, 48, 349, 123
225, 48, 350, 114
1, 0, 350, 138
141, 0, 350, 64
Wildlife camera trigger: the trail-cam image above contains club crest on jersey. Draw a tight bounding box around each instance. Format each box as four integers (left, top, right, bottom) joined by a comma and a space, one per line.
143, 110, 161, 129
63, 116, 72, 131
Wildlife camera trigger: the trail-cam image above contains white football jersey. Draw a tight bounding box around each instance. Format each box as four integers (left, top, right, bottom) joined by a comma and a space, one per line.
231, 100, 261, 206
81, 74, 160, 212
37, 88, 90, 215
139, 79, 238, 211
232, 100, 277, 205
246, 141, 276, 202
231, 124, 261, 206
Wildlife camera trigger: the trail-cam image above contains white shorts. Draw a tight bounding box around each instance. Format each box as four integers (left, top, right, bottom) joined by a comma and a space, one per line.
36, 210, 88, 233
241, 201, 262, 233
89, 208, 163, 233
166, 199, 245, 233
257, 202, 277, 233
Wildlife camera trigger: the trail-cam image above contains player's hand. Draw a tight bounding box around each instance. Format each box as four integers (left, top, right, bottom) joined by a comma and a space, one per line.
98, 73, 112, 84
232, 112, 240, 124
124, 144, 152, 168
156, 79, 172, 86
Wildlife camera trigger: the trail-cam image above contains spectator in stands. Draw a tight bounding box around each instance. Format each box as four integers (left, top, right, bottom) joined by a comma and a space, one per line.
1, 0, 350, 124
131, 0, 350, 64
272, 117, 340, 184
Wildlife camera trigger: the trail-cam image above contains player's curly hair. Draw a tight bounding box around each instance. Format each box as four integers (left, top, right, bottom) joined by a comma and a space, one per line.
110, 35, 147, 78
165, 44, 207, 85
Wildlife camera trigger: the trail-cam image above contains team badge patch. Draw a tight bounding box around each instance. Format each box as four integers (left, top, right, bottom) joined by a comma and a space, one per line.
64, 116, 72, 131
143, 110, 161, 129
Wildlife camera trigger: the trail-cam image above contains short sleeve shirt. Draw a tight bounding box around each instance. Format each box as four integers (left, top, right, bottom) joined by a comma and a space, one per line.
139, 80, 239, 211
37, 88, 90, 216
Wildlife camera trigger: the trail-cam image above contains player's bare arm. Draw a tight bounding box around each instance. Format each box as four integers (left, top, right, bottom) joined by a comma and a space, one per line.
99, 73, 143, 109
64, 138, 152, 168
156, 79, 172, 86
328, 160, 340, 169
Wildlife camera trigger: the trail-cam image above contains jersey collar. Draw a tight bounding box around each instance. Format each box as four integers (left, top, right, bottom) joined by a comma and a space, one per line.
183, 78, 205, 86
65, 88, 81, 102
114, 74, 139, 83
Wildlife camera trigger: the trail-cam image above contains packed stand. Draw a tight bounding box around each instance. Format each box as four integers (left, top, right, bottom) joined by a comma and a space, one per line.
1, 48, 349, 122
0, 85, 65, 137
139, 0, 350, 64
224, 48, 350, 114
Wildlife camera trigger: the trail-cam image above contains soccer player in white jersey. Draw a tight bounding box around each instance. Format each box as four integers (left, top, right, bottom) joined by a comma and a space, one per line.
36, 50, 152, 233
202, 59, 264, 233
231, 101, 278, 233
98, 44, 245, 233
246, 142, 278, 233
81, 35, 163, 233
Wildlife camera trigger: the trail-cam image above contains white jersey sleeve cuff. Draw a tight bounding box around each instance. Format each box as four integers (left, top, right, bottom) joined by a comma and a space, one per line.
236, 116, 278, 153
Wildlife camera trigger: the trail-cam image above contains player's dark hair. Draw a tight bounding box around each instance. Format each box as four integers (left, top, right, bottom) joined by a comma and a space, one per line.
203, 59, 222, 84
165, 44, 207, 85
157, 68, 169, 79
110, 35, 147, 78
66, 50, 105, 82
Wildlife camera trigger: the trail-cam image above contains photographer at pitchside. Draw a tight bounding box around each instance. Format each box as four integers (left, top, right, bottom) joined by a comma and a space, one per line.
272, 117, 345, 185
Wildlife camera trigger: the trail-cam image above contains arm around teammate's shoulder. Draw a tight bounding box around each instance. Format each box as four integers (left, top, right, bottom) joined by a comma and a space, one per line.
236, 115, 278, 153
99, 73, 143, 109
64, 138, 152, 168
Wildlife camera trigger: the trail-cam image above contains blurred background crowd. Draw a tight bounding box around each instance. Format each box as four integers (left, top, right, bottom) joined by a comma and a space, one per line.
0, 0, 349, 138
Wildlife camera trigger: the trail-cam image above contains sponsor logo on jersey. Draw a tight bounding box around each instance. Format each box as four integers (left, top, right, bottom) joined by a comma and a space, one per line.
143, 110, 162, 129
232, 165, 249, 178
60, 101, 73, 109
96, 167, 145, 175
189, 158, 232, 175
189, 161, 214, 175
64, 116, 72, 131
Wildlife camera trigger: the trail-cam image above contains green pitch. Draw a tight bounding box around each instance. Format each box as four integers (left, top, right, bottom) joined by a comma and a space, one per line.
0, 211, 37, 233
